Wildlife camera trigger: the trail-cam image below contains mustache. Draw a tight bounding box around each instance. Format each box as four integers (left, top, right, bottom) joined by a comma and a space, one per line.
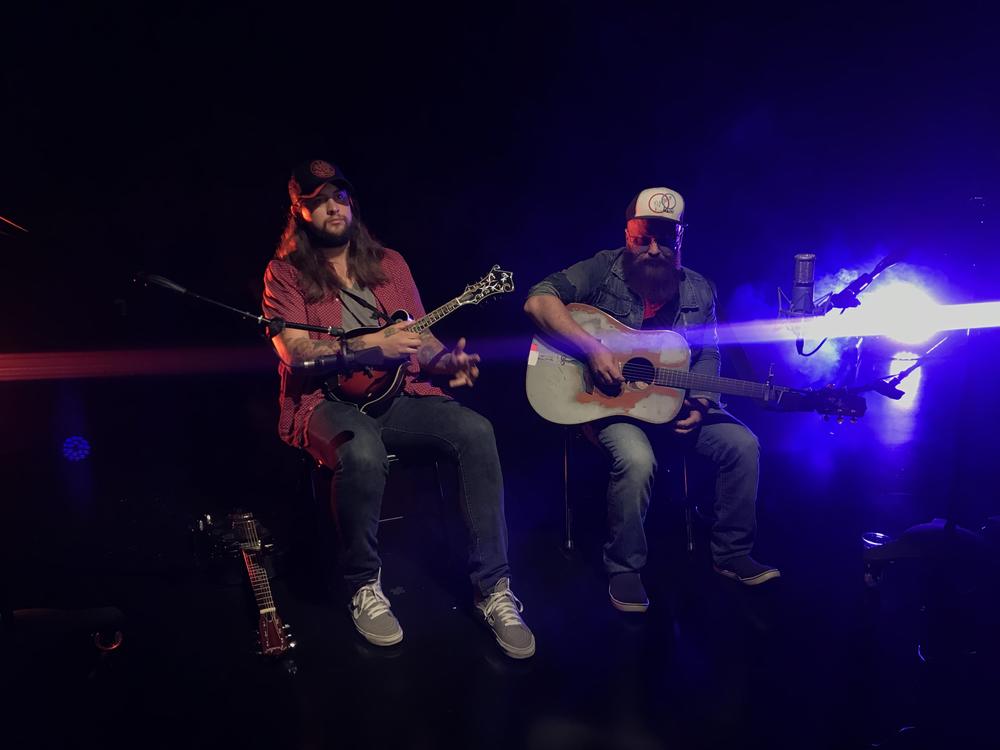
625, 251, 676, 268
307, 218, 355, 245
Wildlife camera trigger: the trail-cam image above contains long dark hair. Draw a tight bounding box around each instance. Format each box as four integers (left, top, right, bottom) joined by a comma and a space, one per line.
274, 197, 388, 303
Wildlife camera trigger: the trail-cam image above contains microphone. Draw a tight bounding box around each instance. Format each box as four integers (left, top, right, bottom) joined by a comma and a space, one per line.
300, 344, 384, 370
790, 253, 816, 315
300, 354, 341, 370
872, 378, 906, 400
829, 273, 871, 309
828, 250, 905, 309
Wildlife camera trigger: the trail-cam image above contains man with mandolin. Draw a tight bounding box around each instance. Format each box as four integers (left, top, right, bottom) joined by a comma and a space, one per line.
524, 186, 780, 612
262, 159, 534, 659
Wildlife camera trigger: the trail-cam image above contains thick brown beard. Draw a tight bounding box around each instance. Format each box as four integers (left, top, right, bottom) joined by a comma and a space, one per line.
622, 252, 681, 303
307, 217, 356, 248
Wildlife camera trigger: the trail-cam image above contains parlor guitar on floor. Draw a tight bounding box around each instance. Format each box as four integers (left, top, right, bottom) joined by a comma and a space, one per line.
525, 303, 867, 424
324, 265, 515, 413
230, 512, 295, 657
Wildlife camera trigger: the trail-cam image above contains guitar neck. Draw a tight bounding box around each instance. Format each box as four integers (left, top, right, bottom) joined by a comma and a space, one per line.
232, 516, 276, 613
407, 298, 463, 334
647, 367, 788, 401
241, 549, 277, 614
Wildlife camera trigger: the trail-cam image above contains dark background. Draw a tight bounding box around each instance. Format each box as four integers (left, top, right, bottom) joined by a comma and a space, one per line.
2, 3, 999, 749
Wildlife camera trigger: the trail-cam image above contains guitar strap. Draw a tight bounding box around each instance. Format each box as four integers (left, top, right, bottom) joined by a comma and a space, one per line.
339, 286, 393, 324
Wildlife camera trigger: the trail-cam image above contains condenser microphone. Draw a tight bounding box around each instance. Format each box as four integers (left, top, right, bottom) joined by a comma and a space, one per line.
790, 253, 816, 316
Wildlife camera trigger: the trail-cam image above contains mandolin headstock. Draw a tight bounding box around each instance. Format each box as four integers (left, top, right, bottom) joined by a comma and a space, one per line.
457, 265, 515, 306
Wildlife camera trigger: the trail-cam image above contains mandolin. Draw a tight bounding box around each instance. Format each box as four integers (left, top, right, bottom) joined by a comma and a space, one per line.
323, 265, 514, 413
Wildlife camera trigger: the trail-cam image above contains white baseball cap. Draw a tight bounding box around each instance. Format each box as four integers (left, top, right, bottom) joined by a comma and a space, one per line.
625, 187, 685, 223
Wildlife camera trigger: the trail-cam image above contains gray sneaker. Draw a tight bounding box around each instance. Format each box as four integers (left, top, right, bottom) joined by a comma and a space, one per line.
475, 578, 536, 659
349, 570, 403, 646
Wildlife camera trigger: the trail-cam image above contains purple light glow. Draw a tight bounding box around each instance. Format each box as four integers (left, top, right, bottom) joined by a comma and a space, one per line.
62, 436, 91, 461
854, 282, 940, 345
717, 299, 1000, 347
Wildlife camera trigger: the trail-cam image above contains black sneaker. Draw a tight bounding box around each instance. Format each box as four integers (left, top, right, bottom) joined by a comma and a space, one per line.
713, 556, 781, 586
609, 572, 649, 612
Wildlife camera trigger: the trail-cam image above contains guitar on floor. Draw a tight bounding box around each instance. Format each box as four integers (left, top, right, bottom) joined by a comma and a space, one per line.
324, 265, 514, 413
525, 303, 866, 425
230, 512, 295, 657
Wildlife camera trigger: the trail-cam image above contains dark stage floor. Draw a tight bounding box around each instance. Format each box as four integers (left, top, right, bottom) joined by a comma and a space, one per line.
2, 372, 999, 750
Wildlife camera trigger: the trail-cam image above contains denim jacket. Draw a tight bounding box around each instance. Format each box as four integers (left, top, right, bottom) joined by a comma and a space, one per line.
527, 248, 722, 405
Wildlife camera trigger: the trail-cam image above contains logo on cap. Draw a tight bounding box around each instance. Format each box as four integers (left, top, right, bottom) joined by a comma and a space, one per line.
647, 192, 677, 214
310, 160, 337, 178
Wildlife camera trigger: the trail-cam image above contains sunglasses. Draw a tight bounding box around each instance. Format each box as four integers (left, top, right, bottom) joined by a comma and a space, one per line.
627, 226, 684, 249
303, 187, 350, 208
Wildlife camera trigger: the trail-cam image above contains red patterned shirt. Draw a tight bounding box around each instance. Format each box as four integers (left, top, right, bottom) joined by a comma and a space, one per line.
262, 249, 446, 448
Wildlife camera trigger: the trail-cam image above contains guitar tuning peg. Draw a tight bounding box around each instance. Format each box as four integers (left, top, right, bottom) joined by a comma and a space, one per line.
837, 416, 845, 424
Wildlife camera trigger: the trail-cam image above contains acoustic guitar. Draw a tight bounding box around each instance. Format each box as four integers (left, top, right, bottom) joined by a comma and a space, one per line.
230, 512, 295, 657
525, 303, 866, 425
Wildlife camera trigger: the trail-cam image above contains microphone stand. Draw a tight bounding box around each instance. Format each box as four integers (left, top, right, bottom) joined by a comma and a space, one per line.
822, 251, 906, 313
853, 335, 950, 401
134, 272, 345, 340
862, 330, 989, 677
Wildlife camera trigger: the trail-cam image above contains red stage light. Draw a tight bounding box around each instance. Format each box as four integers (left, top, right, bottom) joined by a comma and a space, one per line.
0, 347, 275, 382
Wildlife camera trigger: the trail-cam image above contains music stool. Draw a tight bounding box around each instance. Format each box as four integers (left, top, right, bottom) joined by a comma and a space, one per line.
305, 452, 447, 524
562, 426, 702, 554
300, 452, 456, 589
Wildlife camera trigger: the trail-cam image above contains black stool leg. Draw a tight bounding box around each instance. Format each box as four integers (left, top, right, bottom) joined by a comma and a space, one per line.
563, 427, 574, 552
681, 456, 695, 554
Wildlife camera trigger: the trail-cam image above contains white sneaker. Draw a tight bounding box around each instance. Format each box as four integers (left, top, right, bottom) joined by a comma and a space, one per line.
475, 578, 536, 659
349, 570, 403, 646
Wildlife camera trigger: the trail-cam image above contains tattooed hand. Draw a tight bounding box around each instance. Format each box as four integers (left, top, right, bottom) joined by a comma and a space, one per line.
361, 321, 421, 360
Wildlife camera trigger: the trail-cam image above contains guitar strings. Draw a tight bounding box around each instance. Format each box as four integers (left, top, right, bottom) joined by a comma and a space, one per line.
620, 361, 771, 398
236, 516, 276, 611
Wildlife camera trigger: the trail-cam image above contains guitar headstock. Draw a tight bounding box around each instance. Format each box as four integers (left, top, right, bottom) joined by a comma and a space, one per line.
230, 512, 260, 550
258, 611, 293, 657
771, 386, 868, 422
457, 265, 514, 306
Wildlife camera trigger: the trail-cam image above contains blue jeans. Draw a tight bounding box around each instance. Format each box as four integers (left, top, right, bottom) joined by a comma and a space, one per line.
305, 394, 510, 596
593, 408, 760, 573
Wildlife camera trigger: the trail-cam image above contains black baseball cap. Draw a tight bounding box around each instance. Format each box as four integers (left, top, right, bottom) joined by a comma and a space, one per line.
288, 159, 355, 204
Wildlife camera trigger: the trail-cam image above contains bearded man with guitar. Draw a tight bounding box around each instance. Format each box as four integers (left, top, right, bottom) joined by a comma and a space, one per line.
524, 187, 781, 612
262, 159, 534, 659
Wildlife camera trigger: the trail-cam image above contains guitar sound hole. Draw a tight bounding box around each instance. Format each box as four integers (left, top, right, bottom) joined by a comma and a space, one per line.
622, 358, 655, 386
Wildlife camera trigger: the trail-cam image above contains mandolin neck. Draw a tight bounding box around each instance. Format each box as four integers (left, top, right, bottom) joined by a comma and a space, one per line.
406, 298, 463, 334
